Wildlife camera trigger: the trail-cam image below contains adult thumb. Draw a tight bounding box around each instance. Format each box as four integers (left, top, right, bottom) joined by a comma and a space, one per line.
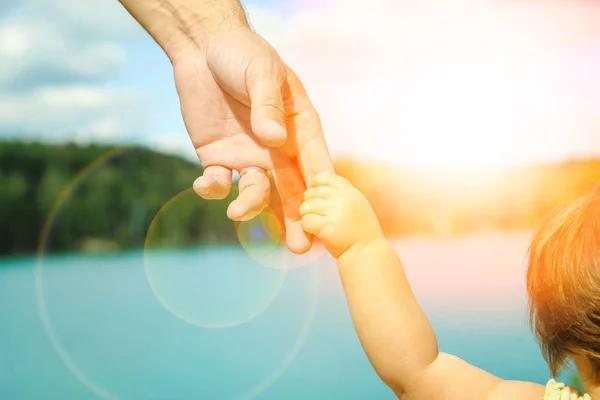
246, 59, 287, 147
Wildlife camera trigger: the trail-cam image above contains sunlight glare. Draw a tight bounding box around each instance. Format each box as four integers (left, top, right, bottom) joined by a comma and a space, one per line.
389, 12, 564, 169
320, 1, 595, 172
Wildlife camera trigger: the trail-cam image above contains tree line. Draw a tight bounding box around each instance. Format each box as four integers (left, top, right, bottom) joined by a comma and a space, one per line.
3, 140, 600, 255
0, 141, 237, 255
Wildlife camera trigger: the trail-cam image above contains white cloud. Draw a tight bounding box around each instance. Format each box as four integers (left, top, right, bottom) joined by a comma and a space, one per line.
0, 85, 146, 142
246, 0, 600, 167
23, 0, 142, 43
0, 0, 147, 141
2, 0, 599, 167
149, 132, 198, 161
0, 24, 30, 61
0, 0, 140, 90
67, 43, 127, 80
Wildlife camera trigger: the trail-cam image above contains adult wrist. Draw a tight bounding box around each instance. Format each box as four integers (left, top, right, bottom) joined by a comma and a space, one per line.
163, 0, 250, 59
120, 0, 251, 62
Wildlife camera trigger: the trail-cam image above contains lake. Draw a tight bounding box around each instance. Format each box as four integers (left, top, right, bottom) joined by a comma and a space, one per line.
0, 233, 564, 399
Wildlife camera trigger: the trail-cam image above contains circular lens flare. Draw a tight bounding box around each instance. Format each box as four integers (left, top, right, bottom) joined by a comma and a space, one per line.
235, 264, 321, 400
35, 146, 138, 400
236, 207, 283, 253
235, 207, 331, 271
35, 146, 322, 400
144, 189, 287, 328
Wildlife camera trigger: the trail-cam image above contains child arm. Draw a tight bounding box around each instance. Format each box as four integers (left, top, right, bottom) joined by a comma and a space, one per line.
337, 237, 439, 392
300, 172, 545, 399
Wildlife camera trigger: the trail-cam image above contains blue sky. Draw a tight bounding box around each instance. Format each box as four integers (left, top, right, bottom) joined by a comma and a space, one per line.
0, 0, 294, 159
1, 0, 600, 168
109, 0, 298, 139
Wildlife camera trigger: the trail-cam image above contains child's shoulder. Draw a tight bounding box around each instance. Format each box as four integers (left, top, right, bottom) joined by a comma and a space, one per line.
544, 379, 591, 400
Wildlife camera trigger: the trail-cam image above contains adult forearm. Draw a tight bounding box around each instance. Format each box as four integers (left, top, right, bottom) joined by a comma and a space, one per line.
337, 238, 439, 395
118, 0, 249, 60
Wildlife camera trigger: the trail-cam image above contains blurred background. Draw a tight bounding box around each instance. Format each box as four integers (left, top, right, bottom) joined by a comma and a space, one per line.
1, 0, 600, 398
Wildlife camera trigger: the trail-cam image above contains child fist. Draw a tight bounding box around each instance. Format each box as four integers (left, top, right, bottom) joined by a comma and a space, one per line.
299, 172, 384, 259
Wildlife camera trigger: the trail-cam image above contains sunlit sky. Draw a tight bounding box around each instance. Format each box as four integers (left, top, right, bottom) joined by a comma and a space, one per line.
1, 0, 599, 168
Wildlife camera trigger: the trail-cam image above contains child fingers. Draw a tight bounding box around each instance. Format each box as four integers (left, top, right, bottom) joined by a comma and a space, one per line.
308, 171, 347, 189
300, 214, 325, 236
299, 199, 328, 217
304, 186, 333, 200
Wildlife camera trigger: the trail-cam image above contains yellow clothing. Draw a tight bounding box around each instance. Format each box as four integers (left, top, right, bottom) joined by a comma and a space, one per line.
544, 379, 591, 400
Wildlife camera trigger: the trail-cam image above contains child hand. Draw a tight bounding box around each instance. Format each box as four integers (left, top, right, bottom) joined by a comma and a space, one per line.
299, 172, 384, 259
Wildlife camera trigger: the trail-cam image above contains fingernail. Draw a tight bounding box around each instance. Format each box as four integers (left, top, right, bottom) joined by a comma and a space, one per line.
194, 184, 209, 196
267, 119, 286, 133
262, 120, 287, 143
227, 202, 246, 221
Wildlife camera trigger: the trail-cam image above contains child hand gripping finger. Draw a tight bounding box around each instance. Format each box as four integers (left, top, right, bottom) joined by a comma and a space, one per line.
298, 172, 545, 400
299, 171, 384, 259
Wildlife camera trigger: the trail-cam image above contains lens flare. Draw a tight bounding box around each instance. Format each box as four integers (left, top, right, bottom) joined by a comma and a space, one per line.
35, 146, 322, 400
235, 264, 321, 400
35, 145, 138, 400
236, 208, 284, 252
235, 207, 332, 271
144, 189, 288, 328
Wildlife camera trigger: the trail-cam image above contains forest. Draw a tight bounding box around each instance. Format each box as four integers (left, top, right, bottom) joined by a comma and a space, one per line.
0, 141, 236, 255
2, 140, 600, 255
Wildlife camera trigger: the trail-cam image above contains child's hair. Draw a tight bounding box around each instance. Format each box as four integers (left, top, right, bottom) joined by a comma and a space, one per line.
526, 186, 600, 377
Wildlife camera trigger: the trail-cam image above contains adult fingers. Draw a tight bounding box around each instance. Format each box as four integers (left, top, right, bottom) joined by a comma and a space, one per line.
296, 110, 335, 182
193, 166, 232, 199
227, 168, 271, 221
283, 67, 335, 183
246, 58, 287, 147
269, 151, 312, 254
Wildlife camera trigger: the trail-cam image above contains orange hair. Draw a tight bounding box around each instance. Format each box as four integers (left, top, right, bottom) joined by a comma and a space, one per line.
527, 186, 600, 376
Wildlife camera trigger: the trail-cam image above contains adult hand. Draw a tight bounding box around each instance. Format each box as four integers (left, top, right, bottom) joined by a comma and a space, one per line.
118, 0, 333, 253
172, 28, 333, 254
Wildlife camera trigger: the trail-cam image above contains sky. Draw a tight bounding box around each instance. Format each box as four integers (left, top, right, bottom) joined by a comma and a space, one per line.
1, 0, 599, 168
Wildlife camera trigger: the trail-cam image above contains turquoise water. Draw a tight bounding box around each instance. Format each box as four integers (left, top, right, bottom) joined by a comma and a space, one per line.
1, 236, 559, 399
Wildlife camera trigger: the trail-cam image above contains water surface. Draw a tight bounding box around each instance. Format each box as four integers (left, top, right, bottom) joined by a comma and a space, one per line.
0, 234, 559, 399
